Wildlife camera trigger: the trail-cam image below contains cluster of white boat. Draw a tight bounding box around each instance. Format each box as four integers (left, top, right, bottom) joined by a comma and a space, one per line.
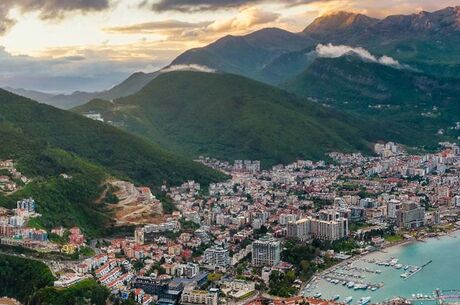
311, 293, 371, 305
371, 257, 427, 279
324, 278, 380, 292
305, 255, 431, 305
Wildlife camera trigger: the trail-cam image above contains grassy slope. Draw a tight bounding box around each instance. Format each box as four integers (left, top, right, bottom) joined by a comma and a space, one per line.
283, 56, 460, 143
74, 71, 410, 166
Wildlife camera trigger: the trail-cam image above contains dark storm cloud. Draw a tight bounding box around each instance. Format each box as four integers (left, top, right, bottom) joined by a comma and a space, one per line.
0, 0, 111, 34
142, 0, 264, 12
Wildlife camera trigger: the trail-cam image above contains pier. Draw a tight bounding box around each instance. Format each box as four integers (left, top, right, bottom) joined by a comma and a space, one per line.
402, 260, 432, 280
405, 289, 460, 304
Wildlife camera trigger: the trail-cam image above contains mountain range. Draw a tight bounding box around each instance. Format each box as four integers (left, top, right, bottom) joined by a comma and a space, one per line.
7, 6, 460, 109
4, 71, 160, 109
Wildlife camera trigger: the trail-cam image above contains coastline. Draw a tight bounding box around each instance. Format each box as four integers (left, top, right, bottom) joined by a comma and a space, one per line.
300, 228, 460, 299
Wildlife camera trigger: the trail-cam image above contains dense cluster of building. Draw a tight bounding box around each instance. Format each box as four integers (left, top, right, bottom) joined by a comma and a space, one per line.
0, 198, 51, 249
9, 141, 460, 305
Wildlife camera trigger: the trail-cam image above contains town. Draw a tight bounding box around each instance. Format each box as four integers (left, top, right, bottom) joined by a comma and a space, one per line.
2, 141, 460, 305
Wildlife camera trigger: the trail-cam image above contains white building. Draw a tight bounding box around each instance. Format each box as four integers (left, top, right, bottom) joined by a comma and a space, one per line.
181, 287, 219, 305
203, 246, 230, 269
251, 236, 280, 267
287, 216, 348, 241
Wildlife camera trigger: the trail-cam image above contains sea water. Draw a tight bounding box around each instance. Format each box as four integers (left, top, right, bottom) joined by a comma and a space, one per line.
303, 231, 460, 304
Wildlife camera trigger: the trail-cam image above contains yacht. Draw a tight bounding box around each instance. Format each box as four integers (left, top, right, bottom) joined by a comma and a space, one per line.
345, 296, 353, 304
333, 295, 340, 301
358, 297, 372, 305
314, 292, 322, 298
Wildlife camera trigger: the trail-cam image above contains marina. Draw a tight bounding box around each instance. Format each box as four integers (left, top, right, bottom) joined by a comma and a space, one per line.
302, 231, 460, 304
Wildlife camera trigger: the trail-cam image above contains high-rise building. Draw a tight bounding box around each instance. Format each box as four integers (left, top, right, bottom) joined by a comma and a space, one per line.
203, 246, 230, 269
251, 236, 281, 266
387, 199, 401, 219
286, 215, 348, 241
396, 202, 425, 229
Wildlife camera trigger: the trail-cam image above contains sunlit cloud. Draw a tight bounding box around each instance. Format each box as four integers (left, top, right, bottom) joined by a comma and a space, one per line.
104, 20, 212, 34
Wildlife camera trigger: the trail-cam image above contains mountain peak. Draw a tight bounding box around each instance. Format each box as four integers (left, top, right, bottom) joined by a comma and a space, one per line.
376, 6, 460, 34
303, 11, 379, 34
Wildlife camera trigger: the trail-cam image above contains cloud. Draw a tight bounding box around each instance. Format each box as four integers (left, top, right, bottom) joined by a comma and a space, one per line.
207, 7, 280, 32
0, 0, 111, 34
142, 0, 263, 12
103, 6, 279, 44
161, 64, 216, 73
315, 43, 406, 68
104, 20, 212, 34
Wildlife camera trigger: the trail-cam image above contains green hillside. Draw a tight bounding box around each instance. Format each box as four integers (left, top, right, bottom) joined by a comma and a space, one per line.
74, 71, 419, 167
283, 55, 460, 141
29, 279, 109, 305
0, 89, 225, 186
0, 89, 226, 235
0, 254, 110, 305
0, 254, 55, 304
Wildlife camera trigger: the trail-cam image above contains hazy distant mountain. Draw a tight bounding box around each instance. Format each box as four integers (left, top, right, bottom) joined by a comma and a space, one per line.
73, 71, 425, 166
5, 71, 160, 109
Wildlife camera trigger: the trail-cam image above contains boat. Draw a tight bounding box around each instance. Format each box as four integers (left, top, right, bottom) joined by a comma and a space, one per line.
400, 273, 409, 279
395, 264, 403, 269
404, 266, 409, 270
345, 296, 353, 304
314, 292, 322, 298
354, 284, 368, 290
371, 287, 377, 291
347, 282, 355, 288
333, 295, 340, 301
358, 297, 372, 305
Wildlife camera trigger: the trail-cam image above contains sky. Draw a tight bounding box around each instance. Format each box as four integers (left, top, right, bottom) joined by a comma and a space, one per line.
0, 0, 458, 93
